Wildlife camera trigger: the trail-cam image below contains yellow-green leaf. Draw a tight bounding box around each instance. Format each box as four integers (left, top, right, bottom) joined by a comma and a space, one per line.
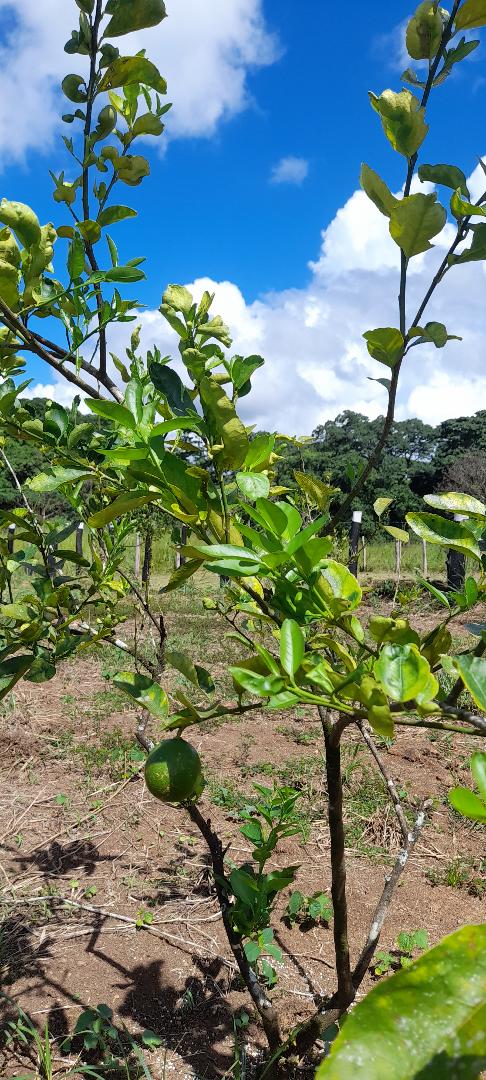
374, 643, 432, 701
104, 0, 167, 37
0, 199, 41, 249
360, 164, 399, 217
98, 56, 167, 94
113, 671, 168, 720
363, 328, 404, 368
406, 512, 481, 560
406, 2, 443, 60
389, 194, 446, 257
424, 491, 486, 518
455, 0, 486, 31
369, 89, 428, 158
383, 525, 409, 543
88, 493, 156, 527
374, 497, 393, 517
199, 376, 249, 471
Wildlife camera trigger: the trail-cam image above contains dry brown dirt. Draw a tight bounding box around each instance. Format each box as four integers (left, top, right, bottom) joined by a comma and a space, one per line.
0, 595, 485, 1078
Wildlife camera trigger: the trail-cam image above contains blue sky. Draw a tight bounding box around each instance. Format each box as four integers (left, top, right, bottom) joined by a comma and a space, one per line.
1, 0, 486, 432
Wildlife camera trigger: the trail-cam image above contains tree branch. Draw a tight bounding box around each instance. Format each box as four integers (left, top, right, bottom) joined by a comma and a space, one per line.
319, 708, 354, 1006
352, 799, 431, 987
357, 720, 409, 843
187, 803, 282, 1051
326, 1, 461, 532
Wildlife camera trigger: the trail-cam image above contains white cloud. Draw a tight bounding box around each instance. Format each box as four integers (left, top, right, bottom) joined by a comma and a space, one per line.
25, 163, 486, 434
0, 0, 279, 162
21, 380, 89, 412
270, 156, 309, 186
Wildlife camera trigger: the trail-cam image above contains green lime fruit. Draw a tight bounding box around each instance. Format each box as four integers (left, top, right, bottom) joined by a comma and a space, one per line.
144, 738, 203, 804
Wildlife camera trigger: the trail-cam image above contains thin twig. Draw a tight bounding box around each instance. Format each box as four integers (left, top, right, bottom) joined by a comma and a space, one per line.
0, 896, 206, 953
352, 799, 432, 987
327, 0, 461, 532
357, 721, 409, 843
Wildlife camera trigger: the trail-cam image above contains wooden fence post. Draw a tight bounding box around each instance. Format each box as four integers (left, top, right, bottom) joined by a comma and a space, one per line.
7, 523, 15, 555
447, 514, 466, 591
76, 522, 84, 558
395, 539, 402, 579
349, 510, 362, 577
421, 539, 428, 577
361, 540, 367, 573
134, 534, 141, 579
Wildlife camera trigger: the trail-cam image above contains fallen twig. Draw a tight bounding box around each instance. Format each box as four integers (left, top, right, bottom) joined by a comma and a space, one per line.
357, 721, 409, 843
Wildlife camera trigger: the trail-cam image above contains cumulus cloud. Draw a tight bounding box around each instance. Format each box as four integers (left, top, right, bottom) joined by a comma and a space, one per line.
27, 164, 486, 433
270, 156, 309, 185
0, 0, 279, 162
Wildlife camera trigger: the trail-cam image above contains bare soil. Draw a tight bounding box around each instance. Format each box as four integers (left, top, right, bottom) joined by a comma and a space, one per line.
0, 591, 485, 1078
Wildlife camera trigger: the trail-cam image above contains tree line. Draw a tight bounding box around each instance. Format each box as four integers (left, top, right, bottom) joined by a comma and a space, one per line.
1, 398, 485, 535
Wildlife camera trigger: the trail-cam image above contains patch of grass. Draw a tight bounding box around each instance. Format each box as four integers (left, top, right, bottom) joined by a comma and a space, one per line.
344, 772, 390, 857
91, 685, 131, 720
426, 856, 485, 896
207, 778, 251, 816
74, 728, 145, 781
276, 724, 321, 746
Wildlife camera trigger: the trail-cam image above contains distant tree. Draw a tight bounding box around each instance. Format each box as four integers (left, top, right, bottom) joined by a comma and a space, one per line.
442, 452, 486, 502
433, 411, 486, 476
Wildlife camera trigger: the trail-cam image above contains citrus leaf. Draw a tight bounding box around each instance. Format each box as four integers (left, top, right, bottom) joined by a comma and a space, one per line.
406, 512, 481, 561
453, 655, 486, 711
88, 493, 156, 527
423, 492, 486, 518
280, 619, 305, 676
448, 786, 486, 822
199, 376, 249, 471
374, 643, 432, 702
383, 526, 409, 543
360, 164, 399, 217
374, 498, 393, 517
98, 205, 137, 228
236, 472, 270, 501
471, 752, 486, 802
389, 194, 446, 257
85, 398, 137, 429
317, 924, 486, 1080
369, 89, 428, 158
149, 362, 198, 416
363, 328, 404, 368
0, 199, 41, 249
28, 467, 91, 492
104, 0, 167, 37
419, 162, 468, 196
455, 0, 486, 31
98, 56, 167, 93
113, 671, 168, 720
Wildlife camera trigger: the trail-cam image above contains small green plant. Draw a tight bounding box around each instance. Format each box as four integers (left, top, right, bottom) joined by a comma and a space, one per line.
372, 930, 429, 977
229, 784, 304, 985
62, 1002, 161, 1076
426, 855, 486, 896
286, 890, 333, 928
4, 1007, 55, 1080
